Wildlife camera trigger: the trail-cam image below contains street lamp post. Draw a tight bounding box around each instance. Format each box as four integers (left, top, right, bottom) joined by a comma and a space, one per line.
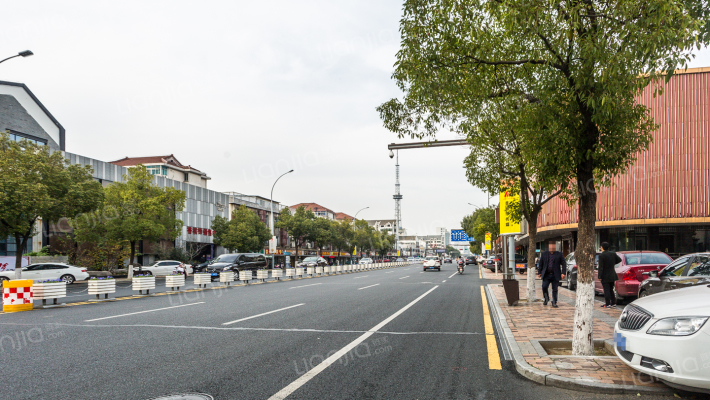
354, 206, 369, 220
270, 169, 294, 248
0, 50, 33, 65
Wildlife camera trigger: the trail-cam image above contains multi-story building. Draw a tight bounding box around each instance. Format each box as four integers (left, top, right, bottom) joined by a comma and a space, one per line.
110, 155, 211, 188
289, 203, 336, 220
437, 227, 450, 246
399, 235, 425, 257
224, 192, 288, 248
517, 67, 710, 258
335, 212, 354, 221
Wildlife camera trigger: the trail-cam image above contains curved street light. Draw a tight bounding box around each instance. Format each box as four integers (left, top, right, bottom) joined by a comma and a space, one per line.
0, 50, 33, 65
354, 206, 369, 220
270, 169, 294, 236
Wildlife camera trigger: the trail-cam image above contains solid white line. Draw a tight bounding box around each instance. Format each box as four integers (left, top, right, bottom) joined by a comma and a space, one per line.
223, 303, 304, 325
357, 284, 380, 290
268, 285, 439, 400
448, 272, 457, 279
84, 302, 205, 322
353, 275, 369, 279
288, 283, 322, 289
398, 276, 410, 280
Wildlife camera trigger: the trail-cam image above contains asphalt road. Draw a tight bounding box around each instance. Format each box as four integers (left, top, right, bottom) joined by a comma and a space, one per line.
0, 263, 678, 400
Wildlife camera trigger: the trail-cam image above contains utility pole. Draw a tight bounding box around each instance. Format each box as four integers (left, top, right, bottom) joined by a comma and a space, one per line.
390, 150, 402, 256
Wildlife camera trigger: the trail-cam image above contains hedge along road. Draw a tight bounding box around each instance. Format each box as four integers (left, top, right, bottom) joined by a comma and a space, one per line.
0, 263, 675, 400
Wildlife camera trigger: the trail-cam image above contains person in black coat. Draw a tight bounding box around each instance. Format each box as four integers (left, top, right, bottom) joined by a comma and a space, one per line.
598, 242, 622, 308
536, 242, 566, 308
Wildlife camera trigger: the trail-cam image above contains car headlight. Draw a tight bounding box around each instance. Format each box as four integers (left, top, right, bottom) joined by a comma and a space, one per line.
223, 267, 230, 271
647, 317, 708, 336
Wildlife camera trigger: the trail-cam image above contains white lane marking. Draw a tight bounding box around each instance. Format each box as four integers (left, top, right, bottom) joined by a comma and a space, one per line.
385, 271, 394, 274
289, 283, 322, 289
442, 280, 447, 283
222, 304, 305, 325
448, 272, 457, 279
268, 285, 439, 400
84, 302, 205, 322
398, 276, 410, 280
0, 322, 479, 335
353, 275, 369, 279
357, 284, 380, 290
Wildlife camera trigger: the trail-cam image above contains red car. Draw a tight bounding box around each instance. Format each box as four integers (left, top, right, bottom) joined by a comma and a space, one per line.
593, 250, 672, 301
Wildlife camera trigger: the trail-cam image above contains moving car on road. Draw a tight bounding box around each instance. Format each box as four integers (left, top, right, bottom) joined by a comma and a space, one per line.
396, 258, 405, 262
444, 258, 452, 263
638, 253, 710, 298
595, 251, 672, 302
466, 256, 476, 265
359, 258, 373, 265
0, 263, 89, 284
614, 285, 710, 394
423, 256, 441, 271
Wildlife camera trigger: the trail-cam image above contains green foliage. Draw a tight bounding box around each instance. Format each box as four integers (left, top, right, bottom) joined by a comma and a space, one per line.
0, 132, 103, 272
24, 246, 51, 257
331, 219, 355, 253
73, 165, 185, 265
210, 215, 230, 251
276, 206, 316, 253
446, 245, 461, 258
217, 205, 271, 253
461, 207, 498, 246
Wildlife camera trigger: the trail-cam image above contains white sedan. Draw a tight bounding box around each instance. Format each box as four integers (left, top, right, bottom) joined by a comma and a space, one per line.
614, 285, 710, 393
359, 258, 373, 265
0, 263, 90, 284
133, 260, 188, 276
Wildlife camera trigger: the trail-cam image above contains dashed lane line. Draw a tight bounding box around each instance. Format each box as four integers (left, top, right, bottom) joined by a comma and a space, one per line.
288, 283, 322, 289
268, 285, 439, 400
223, 303, 304, 325
357, 284, 380, 290
84, 302, 205, 322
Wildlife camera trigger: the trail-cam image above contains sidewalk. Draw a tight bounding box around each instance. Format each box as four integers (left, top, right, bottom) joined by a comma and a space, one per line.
485, 279, 674, 394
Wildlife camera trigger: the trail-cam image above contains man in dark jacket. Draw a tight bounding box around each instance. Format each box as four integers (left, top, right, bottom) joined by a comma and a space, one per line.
598, 242, 622, 308
537, 242, 566, 307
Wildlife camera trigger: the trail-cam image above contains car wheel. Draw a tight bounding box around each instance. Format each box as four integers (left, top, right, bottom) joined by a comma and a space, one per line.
60, 274, 75, 284
613, 285, 624, 303
639, 290, 648, 298
437, 268, 441, 271
0, 277, 8, 282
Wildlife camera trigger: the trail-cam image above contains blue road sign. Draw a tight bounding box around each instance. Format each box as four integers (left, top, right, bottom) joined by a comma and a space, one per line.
450, 229, 470, 242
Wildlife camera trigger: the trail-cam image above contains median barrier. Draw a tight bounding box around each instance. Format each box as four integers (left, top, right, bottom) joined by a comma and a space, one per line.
219, 271, 235, 286
166, 274, 186, 291
1, 279, 33, 312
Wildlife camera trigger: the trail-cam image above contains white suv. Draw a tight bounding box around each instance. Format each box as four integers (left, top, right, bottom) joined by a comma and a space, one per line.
423, 256, 441, 271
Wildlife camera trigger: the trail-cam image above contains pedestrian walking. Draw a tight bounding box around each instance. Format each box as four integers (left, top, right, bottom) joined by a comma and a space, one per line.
536, 242, 566, 308
598, 242, 622, 308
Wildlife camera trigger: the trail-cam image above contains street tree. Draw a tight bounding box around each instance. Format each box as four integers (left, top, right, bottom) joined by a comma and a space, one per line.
379, 0, 707, 355
84, 165, 185, 277
461, 207, 498, 263
331, 219, 354, 258
446, 245, 461, 258
312, 217, 334, 258
210, 215, 232, 251
276, 206, 316, 265
462, 100, 566, 302
352, 219, 376, 256
0, 133, 103, 277
225, 205, 272, 253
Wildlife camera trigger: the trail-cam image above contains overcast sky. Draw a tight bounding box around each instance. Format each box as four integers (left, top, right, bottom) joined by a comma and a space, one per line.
3, 1, 710, 237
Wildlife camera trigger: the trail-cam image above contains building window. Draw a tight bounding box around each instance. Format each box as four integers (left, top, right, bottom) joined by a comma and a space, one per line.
0, 236, 32, 256
8, 131, 47, 146
183, 172, 189, 182
146, 165, 167, 176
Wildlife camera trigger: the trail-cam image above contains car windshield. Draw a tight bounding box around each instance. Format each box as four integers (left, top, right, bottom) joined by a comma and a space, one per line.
214, 254, 238, 263
302, 257, 318, 262
624, 253, 672, 265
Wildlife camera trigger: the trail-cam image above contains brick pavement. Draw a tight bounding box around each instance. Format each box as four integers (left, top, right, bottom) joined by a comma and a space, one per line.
488, 278, 666, 389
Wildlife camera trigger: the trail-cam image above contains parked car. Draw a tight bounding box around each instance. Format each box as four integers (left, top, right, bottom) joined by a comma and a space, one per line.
192, 260, 214, 273
396, 258, 405, 262
207, 253, 267, 280
484, 256, 496, 270
563, 252, 600, 291
0, 263, 89, 284
614, 285, 710, 393
134, 260, 187, 277
489, 254, 526, 272
382, 258, 392, 263
297, 257, 327, 268
423, 256, 441, 271
406, 257, 415, 262
638, 252, 710, 298
594, 251, 673, 301
359, 258, 373, 265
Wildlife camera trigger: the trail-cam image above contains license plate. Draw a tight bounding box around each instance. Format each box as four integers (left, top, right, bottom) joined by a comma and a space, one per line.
613, 331, 627, 352
211, 273, 219, 277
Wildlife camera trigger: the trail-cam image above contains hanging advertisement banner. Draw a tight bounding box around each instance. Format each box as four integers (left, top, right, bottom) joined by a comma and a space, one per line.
499, 185, 521, 235
485, 233, 492, 251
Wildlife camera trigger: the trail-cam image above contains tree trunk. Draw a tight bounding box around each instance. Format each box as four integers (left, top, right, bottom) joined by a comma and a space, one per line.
572, 170, 597, 356
526, 221, 538, 303
14, 234, 25, 279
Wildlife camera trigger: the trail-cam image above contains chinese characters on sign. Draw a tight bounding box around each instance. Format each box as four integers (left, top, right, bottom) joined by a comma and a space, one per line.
450, 229, 470, 242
